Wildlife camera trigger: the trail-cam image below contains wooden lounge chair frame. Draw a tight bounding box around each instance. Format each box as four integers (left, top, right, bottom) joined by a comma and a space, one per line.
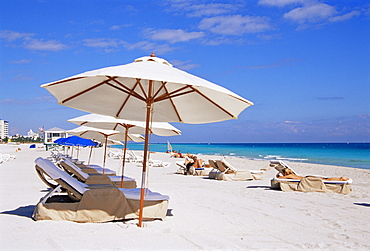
33, 157, 169, 222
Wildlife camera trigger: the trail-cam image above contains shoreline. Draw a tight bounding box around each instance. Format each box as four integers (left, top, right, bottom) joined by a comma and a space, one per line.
1, 143, 370, 250
112, 142, 370, 170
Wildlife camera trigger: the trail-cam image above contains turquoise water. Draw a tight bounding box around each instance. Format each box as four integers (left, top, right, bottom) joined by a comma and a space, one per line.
112, 143, 370, 170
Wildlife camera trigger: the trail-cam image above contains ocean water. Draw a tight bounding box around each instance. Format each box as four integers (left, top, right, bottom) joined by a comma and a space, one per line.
112, 143, 370, 170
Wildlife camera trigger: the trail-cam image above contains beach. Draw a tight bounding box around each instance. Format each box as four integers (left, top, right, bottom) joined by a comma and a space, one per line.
1, 143, 370, 250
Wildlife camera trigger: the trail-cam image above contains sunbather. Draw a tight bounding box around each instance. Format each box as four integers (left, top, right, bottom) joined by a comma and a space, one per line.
171, 150, 184, 158
277, 168, 349, 181
185, 156, 203, 175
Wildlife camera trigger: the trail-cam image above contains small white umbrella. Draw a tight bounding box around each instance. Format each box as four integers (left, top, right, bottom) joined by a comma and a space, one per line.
42, 54, 253, 227
68, 113, 181, 136
68, 113, 181, 187
67, 126, 144, 181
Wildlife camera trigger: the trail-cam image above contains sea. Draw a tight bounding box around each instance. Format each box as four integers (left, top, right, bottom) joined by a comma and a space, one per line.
112, 142, 370, 170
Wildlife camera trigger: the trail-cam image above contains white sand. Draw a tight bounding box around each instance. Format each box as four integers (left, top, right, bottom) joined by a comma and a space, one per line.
1, 143, 370, 250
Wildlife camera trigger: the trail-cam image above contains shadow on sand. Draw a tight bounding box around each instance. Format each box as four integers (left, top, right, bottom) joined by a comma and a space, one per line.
1, 205, 35, 219
246, 186, 272, 190
354, 203, 370, 207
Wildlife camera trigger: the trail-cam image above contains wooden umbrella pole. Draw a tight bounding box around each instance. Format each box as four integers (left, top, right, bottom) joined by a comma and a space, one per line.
120, 128, 129, 188
102, 136, 108, 175
88, 144, 93, 165
138, 80, 153, 228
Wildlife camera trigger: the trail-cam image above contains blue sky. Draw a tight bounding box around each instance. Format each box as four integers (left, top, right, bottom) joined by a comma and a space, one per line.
1, 0, 369, 143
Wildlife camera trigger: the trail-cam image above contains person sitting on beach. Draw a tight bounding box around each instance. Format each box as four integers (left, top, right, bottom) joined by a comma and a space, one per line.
185, 156, 203, 175
277, 168, 349, 181
171, 150, 184, 158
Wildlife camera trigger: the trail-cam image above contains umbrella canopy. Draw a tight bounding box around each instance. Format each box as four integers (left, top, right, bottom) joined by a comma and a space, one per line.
67, 125, 144, 143
55, 135, 98, 147
54, 137, 67, 144
67, 115, 178, 187
41, 55, 253, 124
42, 54, 253, 227
67, 126, 144, 174
68, 113, 181, 136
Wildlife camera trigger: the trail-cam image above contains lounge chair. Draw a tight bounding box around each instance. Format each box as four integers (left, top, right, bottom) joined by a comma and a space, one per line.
209, 159, 265, 181
269, 160, 352, 194
33, 157, 169, 223
128, 150, 144, 163
207, 159, 220, 179
58, 158, 137, 188
0, 154, 10, 162
52, 153, 117, 176
175, 158, 212, 176
108, 149, 123, 159
75, 162, 117, 175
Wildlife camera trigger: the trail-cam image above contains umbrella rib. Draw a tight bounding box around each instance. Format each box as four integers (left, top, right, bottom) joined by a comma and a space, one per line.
154, 85, 195, 102
136, 79, 149, 100
114, 79, 145, 118
44, 76, 86, 87
152, 81, 167, 99
160, 84, 183, 122
110, 78, 145, 101
61, 78, 113, 104
191, 86, 237, 119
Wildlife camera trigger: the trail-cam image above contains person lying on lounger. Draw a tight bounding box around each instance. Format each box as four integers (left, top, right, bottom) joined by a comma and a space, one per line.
185, 156, 203, 175
277, 168, 349, 181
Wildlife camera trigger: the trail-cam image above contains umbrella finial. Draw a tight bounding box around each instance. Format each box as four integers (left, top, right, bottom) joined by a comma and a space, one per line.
150, 52, 156, 57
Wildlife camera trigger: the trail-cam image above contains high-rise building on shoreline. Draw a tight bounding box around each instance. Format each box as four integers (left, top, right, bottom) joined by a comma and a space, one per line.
0, 119, 9, 139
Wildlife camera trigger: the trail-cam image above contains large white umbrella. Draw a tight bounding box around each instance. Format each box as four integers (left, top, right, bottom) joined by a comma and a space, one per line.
42, 54, 253, 227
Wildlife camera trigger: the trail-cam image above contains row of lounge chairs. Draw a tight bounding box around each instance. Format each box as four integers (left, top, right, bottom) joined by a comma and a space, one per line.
33, 154, 170, 223
0, 153, 16, 164
108, 149, 170, 167
176, 158, 266, 181
176, 157, 352, 194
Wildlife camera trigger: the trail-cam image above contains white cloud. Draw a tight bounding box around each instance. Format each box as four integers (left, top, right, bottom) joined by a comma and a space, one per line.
24, 39, 67, 51
185, 3, 240, 17
12, 73, 33, 81
125, 41, 174, 55
329, 10, 361, 22
199, 15, 271, 35
283, 3, 337, 23
145, 29, 205, 43
260, 0, 361, 27
83, 38, 122, 48
10, 59, 31, 64
110, 24, 131, 30
169, 59, 199, 70
258, 0, 306, 7
0, 30, 34, 41
165, 1, 239, 17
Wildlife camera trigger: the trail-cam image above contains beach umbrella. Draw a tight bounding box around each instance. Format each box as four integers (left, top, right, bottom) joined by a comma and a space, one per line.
54, 137, 67, 144
63, 135, 98, 159
67, 126, 144, 176
62, 135, 97, 146
68, 113, 180, 187
68, 113, 181, 136
53, 137, 70, 156
41, 53, 253, 227
55, 135, 98, 156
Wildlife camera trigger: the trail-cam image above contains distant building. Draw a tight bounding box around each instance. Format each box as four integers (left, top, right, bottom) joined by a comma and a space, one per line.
27, 129, 39, 140
44, 127, 68, 150
0, 119, 9, 139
